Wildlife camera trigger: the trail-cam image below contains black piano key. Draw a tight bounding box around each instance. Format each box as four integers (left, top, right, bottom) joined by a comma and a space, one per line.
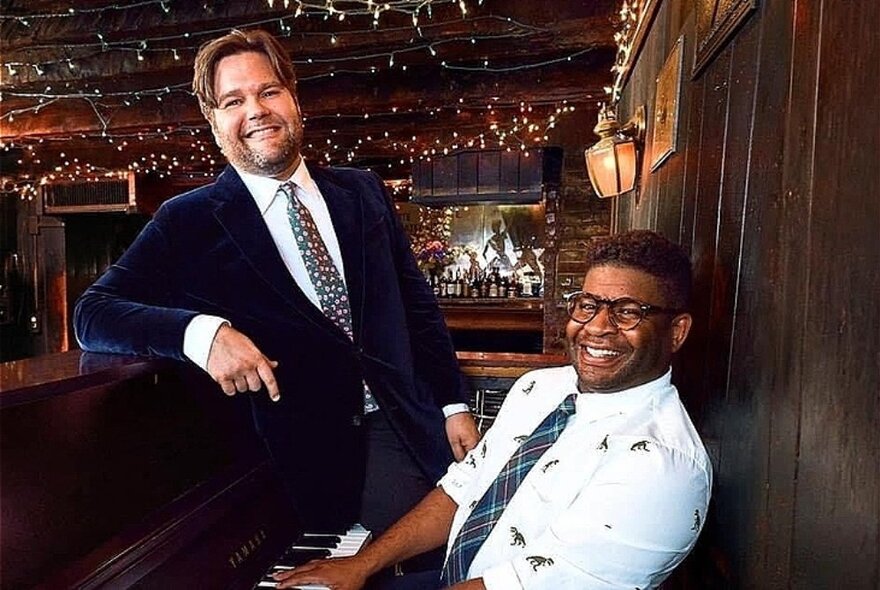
276, 548, 332, 566
297, 535, 341, 547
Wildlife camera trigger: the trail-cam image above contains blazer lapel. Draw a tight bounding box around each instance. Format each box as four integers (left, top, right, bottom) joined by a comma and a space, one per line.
210, 167, 343, 336
310, 165, 366, 342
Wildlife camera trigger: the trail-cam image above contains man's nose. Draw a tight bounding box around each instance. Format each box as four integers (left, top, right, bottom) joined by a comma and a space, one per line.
584, 304, 619, 335
246, 96, 270, 119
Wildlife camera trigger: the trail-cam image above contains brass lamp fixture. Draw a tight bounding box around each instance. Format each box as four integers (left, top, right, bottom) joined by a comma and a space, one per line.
584, 104, 646, 198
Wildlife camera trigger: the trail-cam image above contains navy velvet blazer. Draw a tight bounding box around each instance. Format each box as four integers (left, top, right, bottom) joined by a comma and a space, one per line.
74, 163, 466, 528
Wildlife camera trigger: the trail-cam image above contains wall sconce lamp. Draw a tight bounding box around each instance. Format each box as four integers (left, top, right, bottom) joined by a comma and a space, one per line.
584, 104, 646, 198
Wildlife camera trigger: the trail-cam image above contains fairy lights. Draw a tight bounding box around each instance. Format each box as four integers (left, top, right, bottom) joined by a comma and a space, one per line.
1, 1, 601, 204
2, 15, 543, 89
607, 0, 648, 104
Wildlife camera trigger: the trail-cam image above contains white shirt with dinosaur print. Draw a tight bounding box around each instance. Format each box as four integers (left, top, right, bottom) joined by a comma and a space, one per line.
438, 366, 712, 590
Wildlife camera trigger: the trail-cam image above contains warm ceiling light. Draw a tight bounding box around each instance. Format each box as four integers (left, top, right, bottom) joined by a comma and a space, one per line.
584, 105, 645, 198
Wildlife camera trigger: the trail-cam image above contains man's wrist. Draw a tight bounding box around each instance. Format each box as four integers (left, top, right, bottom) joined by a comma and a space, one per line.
442, 403, 470, 418
183, 314, 229, 370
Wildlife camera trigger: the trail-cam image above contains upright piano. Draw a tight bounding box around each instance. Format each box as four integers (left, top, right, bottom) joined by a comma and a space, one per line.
1, 350, 562, 589
0, 351, 309, 589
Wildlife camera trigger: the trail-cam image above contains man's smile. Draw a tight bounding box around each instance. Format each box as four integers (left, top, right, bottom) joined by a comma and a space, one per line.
244, 125, 283, 140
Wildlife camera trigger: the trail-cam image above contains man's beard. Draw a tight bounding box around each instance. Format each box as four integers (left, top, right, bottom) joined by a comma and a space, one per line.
217, 122, 302, 177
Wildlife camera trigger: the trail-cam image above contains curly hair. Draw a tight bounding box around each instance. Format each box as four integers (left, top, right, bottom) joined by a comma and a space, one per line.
584, 230, 692, 309
192, 29, 297, 119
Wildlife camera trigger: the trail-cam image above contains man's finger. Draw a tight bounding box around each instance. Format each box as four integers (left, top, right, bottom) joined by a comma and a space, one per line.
220, 380, 236, 396
244, 371, 262, 392
257, 358, 280, 401
233, 376, 249, 392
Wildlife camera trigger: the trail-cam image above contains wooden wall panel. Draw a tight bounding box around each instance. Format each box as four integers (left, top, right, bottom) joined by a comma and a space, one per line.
703, 13, 761, 584
728, 0, 800, 584
617, 0, 880, 587
790, 0, 880, 586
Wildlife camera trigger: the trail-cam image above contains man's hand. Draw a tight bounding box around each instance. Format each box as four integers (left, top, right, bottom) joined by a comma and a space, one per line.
273, 556, 370, 590
446, 412, 480, 461
206, 324, 280, 401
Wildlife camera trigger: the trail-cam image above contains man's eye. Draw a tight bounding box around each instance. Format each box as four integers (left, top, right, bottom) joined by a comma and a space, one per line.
578, 301, 598, 312
220, 98, 242, 109
262, 89, 280, 98
615, 307, 642, 319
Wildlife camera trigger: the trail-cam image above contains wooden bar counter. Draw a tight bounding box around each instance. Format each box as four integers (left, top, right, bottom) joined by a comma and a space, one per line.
438, 298, 544, 332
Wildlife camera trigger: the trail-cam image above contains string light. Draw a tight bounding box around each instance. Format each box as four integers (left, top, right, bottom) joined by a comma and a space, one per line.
0, 0, 171, 23
2, 16, 544, 88
608, 0, 648, 105
1, 2, 594, 202
2, 99, 578, 198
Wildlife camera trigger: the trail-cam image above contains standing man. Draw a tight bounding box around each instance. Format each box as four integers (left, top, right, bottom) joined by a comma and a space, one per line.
274, 230, 712, 590
74, 28, 479, 558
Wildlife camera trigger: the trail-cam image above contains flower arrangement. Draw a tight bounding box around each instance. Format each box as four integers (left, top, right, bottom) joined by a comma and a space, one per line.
416, 240, 453, 273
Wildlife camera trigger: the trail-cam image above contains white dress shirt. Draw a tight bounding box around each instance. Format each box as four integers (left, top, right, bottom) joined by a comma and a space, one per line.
438, 367, 712, 589
182, 160, 467, 417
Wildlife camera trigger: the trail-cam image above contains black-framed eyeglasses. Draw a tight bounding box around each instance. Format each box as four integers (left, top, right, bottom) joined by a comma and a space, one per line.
564, 291, 681, 331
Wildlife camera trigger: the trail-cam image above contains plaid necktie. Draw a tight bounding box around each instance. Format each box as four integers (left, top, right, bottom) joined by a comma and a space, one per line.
441, 393, 578, 585
279, 181, 378, 413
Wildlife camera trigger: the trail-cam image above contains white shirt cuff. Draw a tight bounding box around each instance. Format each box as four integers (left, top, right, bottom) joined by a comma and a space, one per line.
183, 314, 229, 371
442, 403, 470, 418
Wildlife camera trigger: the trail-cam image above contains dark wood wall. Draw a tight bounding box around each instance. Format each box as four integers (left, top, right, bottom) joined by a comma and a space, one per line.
616, 0, 879, 587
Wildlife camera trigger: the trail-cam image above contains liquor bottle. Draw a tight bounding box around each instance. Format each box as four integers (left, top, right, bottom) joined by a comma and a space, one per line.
508, 273, 518, 298
488, 268, 500, 298
521, 272, 534, 297
471, 273, 481, 298
499, 273, 508, 298
431, 273, 440, 297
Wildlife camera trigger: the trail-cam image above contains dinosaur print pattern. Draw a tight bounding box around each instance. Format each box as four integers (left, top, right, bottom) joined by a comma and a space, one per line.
510, 526, 526, 547
541, 459, 560, 473
692, 509, 701, 531
630, 440, 650, 452
526, 556, 554, 571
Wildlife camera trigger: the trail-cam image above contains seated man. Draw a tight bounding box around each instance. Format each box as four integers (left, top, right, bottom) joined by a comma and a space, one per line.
274, 230, 713, 590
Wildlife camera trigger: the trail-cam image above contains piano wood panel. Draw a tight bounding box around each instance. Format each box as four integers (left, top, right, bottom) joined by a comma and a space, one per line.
1, 351, 273, 589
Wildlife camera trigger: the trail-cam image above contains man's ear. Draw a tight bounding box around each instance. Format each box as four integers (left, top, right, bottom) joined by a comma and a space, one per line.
669, 312, 692, 353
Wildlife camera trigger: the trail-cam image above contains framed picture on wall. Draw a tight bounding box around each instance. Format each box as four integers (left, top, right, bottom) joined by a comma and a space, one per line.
650, 35, 684, 172
693, 0, 758, 77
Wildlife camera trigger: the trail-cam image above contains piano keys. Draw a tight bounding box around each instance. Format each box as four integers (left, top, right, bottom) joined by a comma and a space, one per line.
254, 525, 371, 589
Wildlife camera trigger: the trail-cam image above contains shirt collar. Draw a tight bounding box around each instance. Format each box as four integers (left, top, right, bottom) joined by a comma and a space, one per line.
570, 367, 673, 419
234, 157, 317, 216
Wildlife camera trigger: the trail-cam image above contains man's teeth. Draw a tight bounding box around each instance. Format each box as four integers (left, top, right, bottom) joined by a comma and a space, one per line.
247, 127, 275, 137
585, 346, 620, 358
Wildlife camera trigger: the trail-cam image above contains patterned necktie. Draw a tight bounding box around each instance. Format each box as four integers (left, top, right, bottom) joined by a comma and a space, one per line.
441, 393, 578, 585
280, 181, 353, 338
280, 182, 379, 413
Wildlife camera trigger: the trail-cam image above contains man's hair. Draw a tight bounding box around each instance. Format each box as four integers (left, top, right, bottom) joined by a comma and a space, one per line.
585, 230, 693, 309
192, 29, 296, 119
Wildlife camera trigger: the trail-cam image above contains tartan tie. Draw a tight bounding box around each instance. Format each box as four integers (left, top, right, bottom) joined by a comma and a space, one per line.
279, 181, 378, 413
441, 393, 577, 586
